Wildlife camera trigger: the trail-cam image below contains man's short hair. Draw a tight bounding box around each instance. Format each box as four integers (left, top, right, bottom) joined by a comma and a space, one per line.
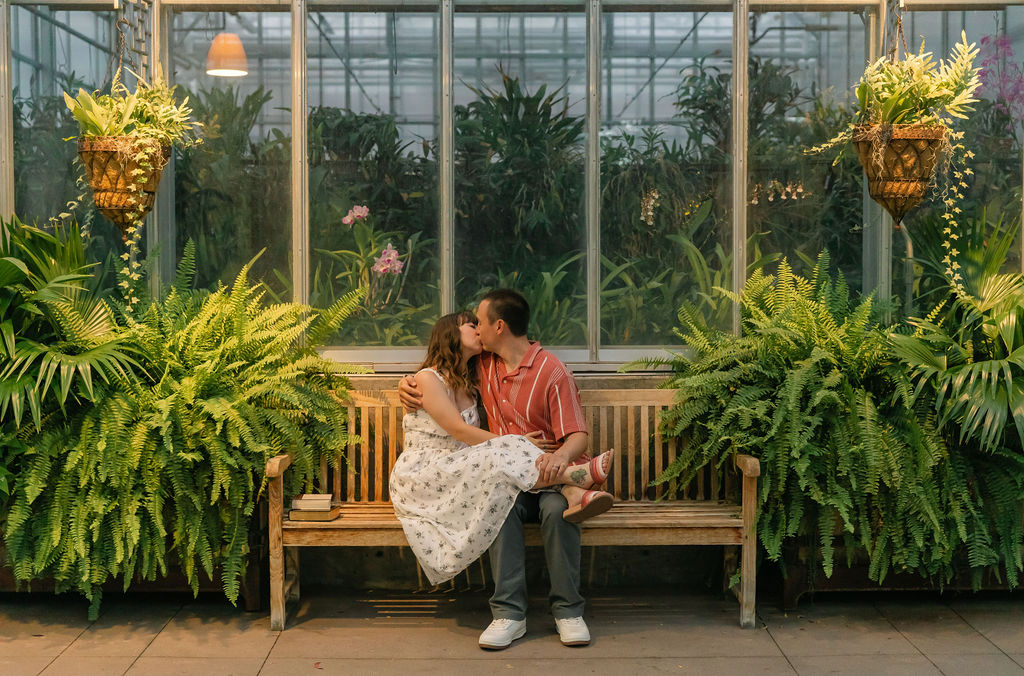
481, 289, 530, 337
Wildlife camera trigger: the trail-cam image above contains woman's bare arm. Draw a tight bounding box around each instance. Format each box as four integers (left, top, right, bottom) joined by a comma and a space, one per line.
418, 370, 496, 446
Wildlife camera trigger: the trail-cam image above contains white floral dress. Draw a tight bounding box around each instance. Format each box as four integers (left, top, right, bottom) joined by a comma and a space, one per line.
389, 368, 542, 585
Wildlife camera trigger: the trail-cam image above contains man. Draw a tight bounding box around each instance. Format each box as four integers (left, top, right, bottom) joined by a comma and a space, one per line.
399, 289, 603, 649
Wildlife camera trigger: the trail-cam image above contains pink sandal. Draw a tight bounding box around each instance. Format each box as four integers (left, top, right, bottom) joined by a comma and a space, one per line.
581, 450, 613, 490
562, 490, 614, 524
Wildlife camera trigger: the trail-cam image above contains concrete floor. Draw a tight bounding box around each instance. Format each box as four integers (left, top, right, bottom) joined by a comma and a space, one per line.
1, 587, 1023, 675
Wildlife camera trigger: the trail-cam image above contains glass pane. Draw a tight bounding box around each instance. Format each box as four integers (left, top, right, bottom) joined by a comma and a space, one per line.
171, 11, 292, 294
899, 9, 1024, 313
454, 12, 587, 346
11, 8, 119, 258
308, 11, 440, 346
601, 11, 734, 344
748, 12, 867, 294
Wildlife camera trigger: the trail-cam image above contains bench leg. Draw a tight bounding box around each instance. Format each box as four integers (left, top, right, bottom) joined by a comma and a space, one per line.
740, 473, 757, 629
269, 475, 286, 631
285, 548, 301, 602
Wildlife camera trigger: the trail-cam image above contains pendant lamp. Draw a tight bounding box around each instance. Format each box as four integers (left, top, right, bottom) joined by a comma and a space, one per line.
206, 32, 248, 77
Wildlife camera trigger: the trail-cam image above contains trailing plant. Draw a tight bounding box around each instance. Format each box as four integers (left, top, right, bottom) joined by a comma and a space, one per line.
3, 242, 366, 617
808, 31, 982, 157
64, 68, 201, 148
66, 68, 203, 313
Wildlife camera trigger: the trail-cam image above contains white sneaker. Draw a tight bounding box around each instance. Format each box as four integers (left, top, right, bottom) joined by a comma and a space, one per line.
478, 618, 527, 650
554, 616, 591, 646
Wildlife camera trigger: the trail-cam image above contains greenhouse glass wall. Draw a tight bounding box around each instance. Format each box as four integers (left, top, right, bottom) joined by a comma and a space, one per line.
3, 0, 1023, 370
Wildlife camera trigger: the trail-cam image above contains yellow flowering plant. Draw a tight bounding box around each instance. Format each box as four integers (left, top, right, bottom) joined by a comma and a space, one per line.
808, 32, 982, 291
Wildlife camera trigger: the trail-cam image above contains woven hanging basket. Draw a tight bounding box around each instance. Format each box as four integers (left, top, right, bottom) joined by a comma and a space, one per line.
77, 137, 171, 238
852, 123, 946, 224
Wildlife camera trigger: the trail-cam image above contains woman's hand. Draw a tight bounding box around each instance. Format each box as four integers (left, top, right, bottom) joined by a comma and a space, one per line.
524, 431, 557, 451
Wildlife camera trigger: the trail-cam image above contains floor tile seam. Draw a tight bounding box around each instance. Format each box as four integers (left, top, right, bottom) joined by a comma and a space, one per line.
261, 656, 799, 662
265, 651, 789, 659
123, 598, 186, 674
35, 604, 101, 675
762, 650, 928, 658
257, 629, 283, 674
946, 599, 1019, 660
873, 599, 946, 675
761, 610, 815, 671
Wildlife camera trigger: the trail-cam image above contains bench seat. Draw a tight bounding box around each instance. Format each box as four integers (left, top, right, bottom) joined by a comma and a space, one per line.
280, 500, 745, 547
266, 389, 759, 630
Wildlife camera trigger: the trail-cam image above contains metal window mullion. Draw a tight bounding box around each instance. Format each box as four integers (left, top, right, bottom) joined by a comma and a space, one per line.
150, 0, 174, 295
292, 0, 309, 305
440, 0, 453, 314
0, 0, 13, 222
586, 0, 600, 360
731, 0, 748, 336
866, 1, 891, 309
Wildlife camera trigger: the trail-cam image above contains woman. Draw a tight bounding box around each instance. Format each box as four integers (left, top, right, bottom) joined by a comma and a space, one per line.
389, 311, 613, 586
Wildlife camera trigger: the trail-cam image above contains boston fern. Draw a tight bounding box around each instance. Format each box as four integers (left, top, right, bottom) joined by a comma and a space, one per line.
642, 253, 1022, 587
4, 243, 365, 617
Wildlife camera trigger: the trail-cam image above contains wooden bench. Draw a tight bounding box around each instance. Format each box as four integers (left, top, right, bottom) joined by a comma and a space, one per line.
265, 388, 760, 630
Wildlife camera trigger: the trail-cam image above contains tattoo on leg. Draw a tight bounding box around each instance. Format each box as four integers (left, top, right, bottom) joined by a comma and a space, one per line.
570, 468, 587, 485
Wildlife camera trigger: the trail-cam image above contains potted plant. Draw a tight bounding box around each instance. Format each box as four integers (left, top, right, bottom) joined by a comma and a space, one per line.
809, 31, 981, 225
64, 68, 201, 238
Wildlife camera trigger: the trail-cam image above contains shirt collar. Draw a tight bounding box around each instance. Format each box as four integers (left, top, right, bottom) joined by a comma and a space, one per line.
515, 341, 542, 373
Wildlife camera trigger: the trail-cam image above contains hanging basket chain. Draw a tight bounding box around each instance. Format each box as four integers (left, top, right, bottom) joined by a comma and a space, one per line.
103, 18, 137, 91
886, 0, 910, 65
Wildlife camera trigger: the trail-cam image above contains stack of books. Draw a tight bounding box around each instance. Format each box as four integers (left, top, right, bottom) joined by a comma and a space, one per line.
289, 493, 340, 521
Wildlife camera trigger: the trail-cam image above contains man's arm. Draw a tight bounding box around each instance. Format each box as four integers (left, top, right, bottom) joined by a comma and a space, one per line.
397, 374, 423, 413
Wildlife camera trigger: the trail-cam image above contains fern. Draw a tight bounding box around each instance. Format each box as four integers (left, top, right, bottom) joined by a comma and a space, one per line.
637, 252, 1024, 591
3, 241, 366, 618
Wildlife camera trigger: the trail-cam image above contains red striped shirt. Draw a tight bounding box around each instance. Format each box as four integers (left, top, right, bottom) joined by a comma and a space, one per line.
476, 342, 587, 447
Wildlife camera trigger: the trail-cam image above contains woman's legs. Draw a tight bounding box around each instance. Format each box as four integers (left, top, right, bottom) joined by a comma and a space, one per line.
531, 450, 613, 490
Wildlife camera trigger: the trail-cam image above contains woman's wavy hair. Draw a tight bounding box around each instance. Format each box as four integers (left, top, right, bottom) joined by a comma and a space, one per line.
420, 311, 479, 398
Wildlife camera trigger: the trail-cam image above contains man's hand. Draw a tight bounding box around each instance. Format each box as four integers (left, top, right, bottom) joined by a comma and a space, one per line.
524, 431, 557, 451
398, 375, 423, 414
535, 451, 570, 484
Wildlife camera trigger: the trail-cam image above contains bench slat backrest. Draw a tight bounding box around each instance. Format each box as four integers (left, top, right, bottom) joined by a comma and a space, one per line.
327, 388, 725, 504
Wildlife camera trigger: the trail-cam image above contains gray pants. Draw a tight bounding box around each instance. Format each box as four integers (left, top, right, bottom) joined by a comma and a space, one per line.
488, 491, 584, 621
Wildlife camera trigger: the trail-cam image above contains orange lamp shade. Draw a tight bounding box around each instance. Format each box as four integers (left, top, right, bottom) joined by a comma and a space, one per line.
206, 32, 248, 77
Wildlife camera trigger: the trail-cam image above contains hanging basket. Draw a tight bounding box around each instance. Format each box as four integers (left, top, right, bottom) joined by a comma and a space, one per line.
77, 136, 171, 238
852, 123, 947, 224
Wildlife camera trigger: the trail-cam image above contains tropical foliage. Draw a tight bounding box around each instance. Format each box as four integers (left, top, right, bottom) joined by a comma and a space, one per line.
1, 219, 365, 618
0, 217, 135, 501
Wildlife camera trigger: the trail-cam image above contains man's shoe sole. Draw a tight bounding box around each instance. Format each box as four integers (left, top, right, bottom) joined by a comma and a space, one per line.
560, 638, 591, 647
478, 625, 526, 650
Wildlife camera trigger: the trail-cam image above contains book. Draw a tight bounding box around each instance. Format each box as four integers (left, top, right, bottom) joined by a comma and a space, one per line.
291, 494, 333, 511
289, 506, 342, 521
295, 493, 332, 502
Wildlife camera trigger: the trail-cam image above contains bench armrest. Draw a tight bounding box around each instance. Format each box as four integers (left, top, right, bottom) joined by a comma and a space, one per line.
734, 454, 760, 478
266, 453, 293, 478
